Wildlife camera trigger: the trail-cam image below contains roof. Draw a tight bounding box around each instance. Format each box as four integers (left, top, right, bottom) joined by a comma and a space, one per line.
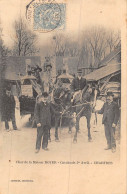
84, 63, 121, 81
98, 46, 121, 67
58, 73, 74, 79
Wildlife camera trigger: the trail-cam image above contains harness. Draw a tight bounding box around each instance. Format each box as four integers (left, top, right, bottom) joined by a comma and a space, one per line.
52, 86, 95, 129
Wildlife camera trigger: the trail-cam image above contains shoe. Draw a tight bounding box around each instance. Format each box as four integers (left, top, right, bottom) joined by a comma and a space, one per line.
43, 147, 49, 151
104, 146, 111, 150
55, 138, 60, 142
88, 137, 92, 142
14, 128, 20, 131
68, 130, 72, 134
6, 129, 11, 132
35, 149, 39, 153
112, 147, 116, 153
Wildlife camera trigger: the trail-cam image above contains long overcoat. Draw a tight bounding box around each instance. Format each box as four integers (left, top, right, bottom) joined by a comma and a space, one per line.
1, 94, 15, 121
98, 101, 119, 126
34, 101, 52, 129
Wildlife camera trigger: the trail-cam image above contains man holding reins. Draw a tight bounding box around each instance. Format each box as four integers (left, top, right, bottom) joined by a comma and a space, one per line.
71, 68, 88, 103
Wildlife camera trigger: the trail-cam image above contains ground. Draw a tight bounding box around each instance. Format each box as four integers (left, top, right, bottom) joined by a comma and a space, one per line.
0, 109, 123, 194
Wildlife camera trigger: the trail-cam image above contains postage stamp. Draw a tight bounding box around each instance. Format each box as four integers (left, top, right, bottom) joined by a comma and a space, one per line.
26, 0, 66, 32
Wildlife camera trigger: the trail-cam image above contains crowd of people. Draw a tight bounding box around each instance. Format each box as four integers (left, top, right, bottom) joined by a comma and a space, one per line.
1, 67, 120, 154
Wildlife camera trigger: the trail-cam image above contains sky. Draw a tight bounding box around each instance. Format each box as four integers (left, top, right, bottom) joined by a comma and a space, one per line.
0, 0, 125, 52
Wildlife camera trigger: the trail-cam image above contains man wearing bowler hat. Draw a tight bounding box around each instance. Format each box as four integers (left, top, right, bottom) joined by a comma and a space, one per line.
96, 91, 119, 153
71, 68, 88, 102
34, 92, 51, 153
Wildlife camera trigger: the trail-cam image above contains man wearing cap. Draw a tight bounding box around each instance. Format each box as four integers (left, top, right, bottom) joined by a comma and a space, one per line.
71, 68, 88, 102
34, 92, 51, 153
96, 92, 119, 153
34, 91, 61, 152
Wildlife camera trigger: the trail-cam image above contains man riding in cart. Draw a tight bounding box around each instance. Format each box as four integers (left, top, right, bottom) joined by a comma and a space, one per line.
71, 68, 88, 104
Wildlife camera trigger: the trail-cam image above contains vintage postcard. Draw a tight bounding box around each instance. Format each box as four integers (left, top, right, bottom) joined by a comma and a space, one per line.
0, 0, 126, 194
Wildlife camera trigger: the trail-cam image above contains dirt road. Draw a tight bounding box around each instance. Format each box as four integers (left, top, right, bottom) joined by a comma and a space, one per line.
0, 112, 123, 194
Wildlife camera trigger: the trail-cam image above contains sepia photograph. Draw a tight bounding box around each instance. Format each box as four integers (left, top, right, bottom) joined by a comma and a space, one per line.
0, 0, 126, 194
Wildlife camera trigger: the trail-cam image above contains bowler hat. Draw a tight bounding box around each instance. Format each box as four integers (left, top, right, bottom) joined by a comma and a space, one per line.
106, 91, 114, 97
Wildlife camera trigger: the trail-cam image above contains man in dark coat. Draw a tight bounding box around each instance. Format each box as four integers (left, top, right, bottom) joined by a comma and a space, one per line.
34, 92, 52, 153
71, 69, 88, 103
2, 89, 18, 131
71, 68, 87, 92
96, 92, 119, 153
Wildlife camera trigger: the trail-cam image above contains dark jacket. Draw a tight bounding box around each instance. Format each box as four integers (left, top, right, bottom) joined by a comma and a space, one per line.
71, 77, 87, 92
98, 101, 119, 126
34, 101, 59, 128
2, 94, 15, 121
34, 101, 52, 128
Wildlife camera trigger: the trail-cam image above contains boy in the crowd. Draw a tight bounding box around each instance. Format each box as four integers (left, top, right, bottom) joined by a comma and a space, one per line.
96, 92, 119, 153
34, 92, 52, 153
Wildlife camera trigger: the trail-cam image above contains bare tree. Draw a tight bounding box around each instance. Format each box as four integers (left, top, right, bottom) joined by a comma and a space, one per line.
66, 41, 80, 57
52, 33, 71, 57
0, 24, 10, 66
79, 27, 121, 69
12, 17, 39, 56
50, 27, 120, 74
85, 27, 108, 66
0, 21, 10, 118
51, 34, 81, 58
106, 30, 120, 53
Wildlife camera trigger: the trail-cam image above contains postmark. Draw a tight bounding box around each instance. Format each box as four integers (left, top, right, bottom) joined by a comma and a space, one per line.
26, 0, 66, 32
